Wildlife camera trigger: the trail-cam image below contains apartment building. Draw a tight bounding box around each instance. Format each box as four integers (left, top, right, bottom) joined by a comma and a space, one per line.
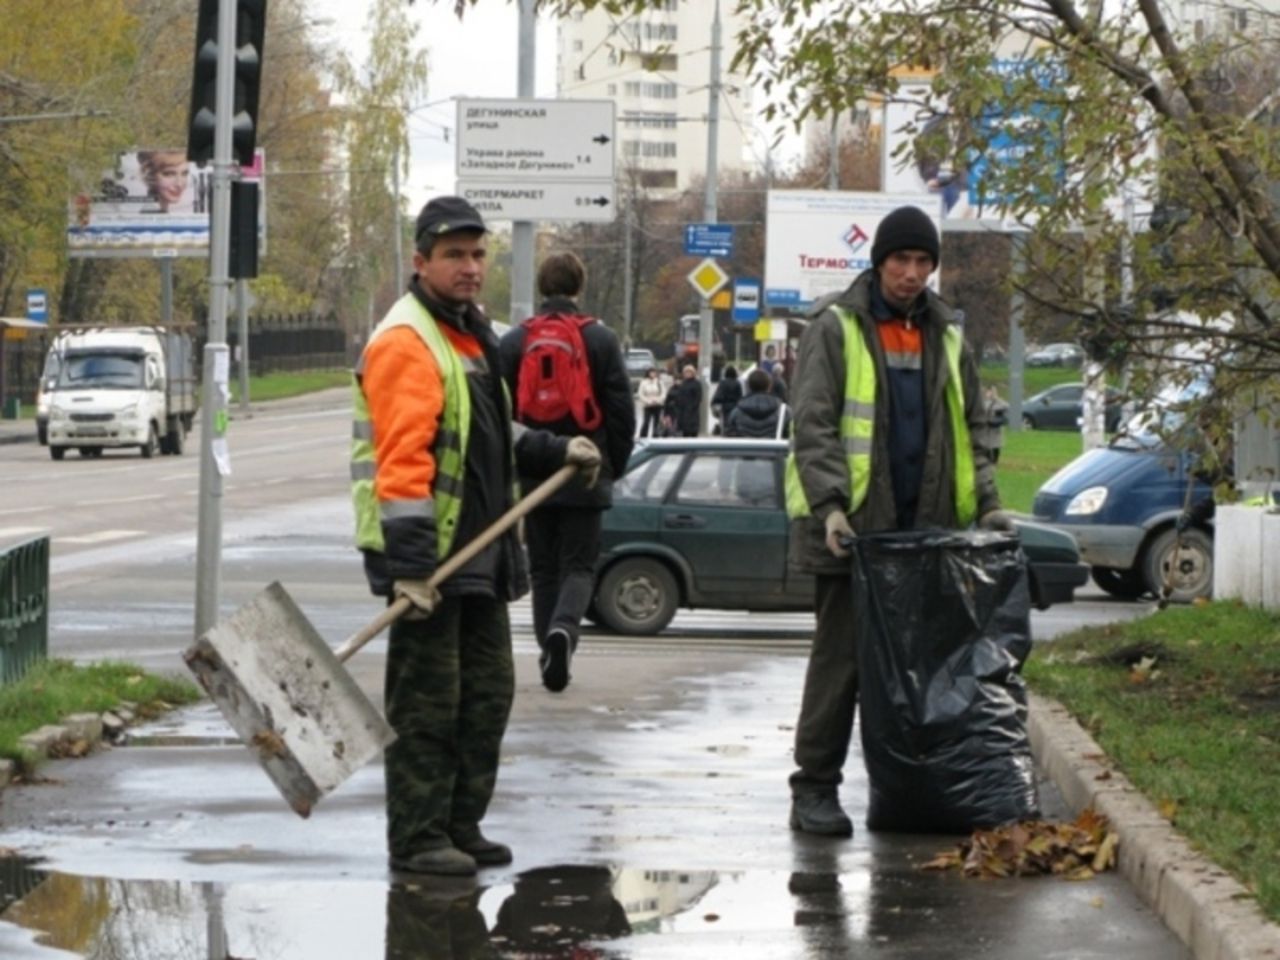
555, 1, 754, 193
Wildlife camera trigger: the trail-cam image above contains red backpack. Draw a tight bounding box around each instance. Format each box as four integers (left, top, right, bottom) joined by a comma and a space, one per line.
515, 312, 602, 430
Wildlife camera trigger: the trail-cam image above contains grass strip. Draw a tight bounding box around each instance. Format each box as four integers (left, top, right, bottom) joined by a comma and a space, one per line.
229, 369, 350, 403
993, 428, 1084, 513
1025, 601, 1280, 923
0, 660, 200, 768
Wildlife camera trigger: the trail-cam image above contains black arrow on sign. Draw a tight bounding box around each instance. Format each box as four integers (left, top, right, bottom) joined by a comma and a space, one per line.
591, 196, 610, 207
592, 134, 611, 145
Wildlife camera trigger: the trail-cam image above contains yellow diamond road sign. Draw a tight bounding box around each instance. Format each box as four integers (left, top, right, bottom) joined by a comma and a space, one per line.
687, 258, 730, 300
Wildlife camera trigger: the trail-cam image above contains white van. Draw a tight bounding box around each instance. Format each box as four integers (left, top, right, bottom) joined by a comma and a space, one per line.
45, 326, 196, 460
33, 336, 66, 445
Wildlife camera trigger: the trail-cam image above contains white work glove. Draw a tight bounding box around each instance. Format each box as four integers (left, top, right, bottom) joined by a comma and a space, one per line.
565, 436, 602, 489
978, 509, 1018, 533
394, 578, 442, 616
823, 510, 855, 558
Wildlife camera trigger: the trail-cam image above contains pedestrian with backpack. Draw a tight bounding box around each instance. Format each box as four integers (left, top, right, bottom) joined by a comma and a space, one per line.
499, 251, 635, 692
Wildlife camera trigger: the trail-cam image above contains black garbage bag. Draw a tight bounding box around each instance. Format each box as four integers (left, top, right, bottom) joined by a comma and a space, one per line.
852, 529, 1040, 833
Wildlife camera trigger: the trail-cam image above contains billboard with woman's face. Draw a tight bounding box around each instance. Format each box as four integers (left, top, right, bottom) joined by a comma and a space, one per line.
67, 148, 263, 258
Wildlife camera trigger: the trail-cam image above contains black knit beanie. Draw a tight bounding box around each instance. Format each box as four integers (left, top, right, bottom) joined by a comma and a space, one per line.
871, 206, 940, 269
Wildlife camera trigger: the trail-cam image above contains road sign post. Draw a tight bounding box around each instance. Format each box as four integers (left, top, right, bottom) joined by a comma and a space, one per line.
456, 180, 616, 222
684, 223, 734, 258
687, 258, 730, 300
25, 289, 47, 324
455, 98, 616, 224
731, 278, 760, 326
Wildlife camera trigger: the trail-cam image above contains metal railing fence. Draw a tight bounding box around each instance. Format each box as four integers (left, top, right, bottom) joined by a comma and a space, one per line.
0, 536, 49, 686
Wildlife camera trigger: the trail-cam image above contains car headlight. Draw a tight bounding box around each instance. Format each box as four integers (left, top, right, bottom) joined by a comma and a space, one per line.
49, 406, 68, 422
118, 403, 140, 421
1065, 486, 1108, 516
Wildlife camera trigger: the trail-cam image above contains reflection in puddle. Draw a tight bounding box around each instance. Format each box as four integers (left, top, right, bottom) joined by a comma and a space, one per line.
0, 858, 859, 958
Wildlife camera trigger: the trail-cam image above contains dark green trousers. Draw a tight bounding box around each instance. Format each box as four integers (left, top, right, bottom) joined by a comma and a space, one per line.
384, 595, 514, 858
790, 573, 858, 793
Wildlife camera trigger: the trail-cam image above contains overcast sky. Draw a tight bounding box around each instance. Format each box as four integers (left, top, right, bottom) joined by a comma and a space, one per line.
309, 1, 560, 214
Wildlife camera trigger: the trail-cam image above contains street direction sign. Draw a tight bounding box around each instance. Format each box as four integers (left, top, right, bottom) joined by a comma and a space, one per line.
732, 278, 761, 325
456, 99, 616, 181
687, 258, 730, 300
25, 289, 47, 323
684, 222, 734, 258
456, 179, 617, 223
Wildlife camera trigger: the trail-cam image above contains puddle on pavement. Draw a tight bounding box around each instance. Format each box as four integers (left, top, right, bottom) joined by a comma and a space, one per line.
0, 857, 869, 959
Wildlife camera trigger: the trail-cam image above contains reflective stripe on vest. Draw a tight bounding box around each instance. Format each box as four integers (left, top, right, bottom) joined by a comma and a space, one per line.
784, 306, 977, 526
350, 294, 471, 558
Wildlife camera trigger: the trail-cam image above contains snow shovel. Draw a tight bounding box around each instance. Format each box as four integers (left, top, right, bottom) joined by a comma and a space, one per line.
183, 464, 579, 818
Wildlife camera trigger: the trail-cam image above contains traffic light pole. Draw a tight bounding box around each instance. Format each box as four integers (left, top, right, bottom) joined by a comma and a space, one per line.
510, 0, 537, 326
698, 0, 722, 435
194, 0, 238, 638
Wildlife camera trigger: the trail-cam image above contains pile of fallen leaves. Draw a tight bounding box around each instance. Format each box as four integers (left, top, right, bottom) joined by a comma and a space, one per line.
920, 807, 1119, 880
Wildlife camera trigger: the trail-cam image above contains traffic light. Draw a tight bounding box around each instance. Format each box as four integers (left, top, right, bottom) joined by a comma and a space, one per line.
228, 181, 259, 278
187, 0, 268, 165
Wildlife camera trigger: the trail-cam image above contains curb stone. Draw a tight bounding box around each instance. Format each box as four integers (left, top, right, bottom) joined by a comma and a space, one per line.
4, 706, 136, 787
1029, 692, 1280, 960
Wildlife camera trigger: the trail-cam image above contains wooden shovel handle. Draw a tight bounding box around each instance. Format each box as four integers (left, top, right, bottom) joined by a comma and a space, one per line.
333, 464, 579, 663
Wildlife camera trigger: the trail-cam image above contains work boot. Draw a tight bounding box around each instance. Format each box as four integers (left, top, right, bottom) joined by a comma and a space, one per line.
450, 827, 513, 867
789, 793, 854, 837
389, 844, 477, 877
541, 628, 573, 693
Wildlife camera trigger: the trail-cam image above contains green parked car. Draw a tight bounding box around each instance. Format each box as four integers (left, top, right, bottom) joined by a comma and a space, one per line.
591, 438, 1088, 635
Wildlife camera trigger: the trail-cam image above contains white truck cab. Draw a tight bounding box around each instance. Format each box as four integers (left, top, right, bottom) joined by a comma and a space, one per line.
45, 326, 196, 460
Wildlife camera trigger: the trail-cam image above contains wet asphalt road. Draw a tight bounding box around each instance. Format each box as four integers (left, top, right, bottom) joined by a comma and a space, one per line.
0, 393, 1186, 959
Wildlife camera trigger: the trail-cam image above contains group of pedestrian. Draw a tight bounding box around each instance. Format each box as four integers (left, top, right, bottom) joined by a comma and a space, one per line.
635, 358, 791, 440
352, 196, 1015, 875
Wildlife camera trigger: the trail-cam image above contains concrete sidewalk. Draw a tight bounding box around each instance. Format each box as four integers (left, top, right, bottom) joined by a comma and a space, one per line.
0, 416, 34, 445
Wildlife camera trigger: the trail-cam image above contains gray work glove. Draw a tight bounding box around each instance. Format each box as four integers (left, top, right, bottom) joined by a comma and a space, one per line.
823, 509, 855, 558
978, 509, 1018, 533
565, 435, 602, 488
394, 578, 442, 616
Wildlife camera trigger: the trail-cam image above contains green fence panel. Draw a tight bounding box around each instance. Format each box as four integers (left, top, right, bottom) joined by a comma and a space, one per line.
0, 536, 49, 685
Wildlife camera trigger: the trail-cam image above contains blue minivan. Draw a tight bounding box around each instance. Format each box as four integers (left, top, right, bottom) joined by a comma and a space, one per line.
1032, 382, 1215, 603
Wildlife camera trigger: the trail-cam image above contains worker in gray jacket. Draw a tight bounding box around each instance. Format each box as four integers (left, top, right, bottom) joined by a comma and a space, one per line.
783, 205, 1013, 837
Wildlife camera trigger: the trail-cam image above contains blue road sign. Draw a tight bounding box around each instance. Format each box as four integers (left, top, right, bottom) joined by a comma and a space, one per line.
26, 289, 47, 323
732, 278, 761, 325
684, 223, 734, 258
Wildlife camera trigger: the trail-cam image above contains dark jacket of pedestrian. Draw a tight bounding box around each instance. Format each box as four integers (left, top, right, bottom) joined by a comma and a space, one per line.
666, 369, 703, 437
711, 366, 743, 428
499, 296, 635, 510
727, 371, 790, 438
769, 370, 789, 403
498, 252, 634, 693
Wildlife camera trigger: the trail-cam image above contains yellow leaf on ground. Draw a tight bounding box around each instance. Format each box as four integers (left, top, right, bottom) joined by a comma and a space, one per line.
1092, 832, 1120, 871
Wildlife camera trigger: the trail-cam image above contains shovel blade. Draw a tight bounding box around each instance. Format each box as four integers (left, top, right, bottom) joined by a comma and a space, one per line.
183, 582, 395, 818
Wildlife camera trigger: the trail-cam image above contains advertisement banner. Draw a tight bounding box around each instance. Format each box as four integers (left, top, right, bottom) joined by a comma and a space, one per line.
764, 190, 941, 310
67, 148, 264, 258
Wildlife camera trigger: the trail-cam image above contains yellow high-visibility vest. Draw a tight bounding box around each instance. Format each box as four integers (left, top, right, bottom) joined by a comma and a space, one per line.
785, 305, 976, 526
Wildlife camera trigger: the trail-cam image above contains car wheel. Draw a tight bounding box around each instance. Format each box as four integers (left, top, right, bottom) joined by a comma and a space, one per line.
168, 425, 184, 456
1091, 565, 1148, 599
141, 425, 159, 459
1022, 414, 1036, 429
50, 445, 65, 461
36, 424, 47, 445
595, 558, 679, 636
1141, 527, 1213, 603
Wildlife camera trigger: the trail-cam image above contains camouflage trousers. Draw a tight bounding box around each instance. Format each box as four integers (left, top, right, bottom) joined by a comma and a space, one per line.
384, 594, 514, 858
